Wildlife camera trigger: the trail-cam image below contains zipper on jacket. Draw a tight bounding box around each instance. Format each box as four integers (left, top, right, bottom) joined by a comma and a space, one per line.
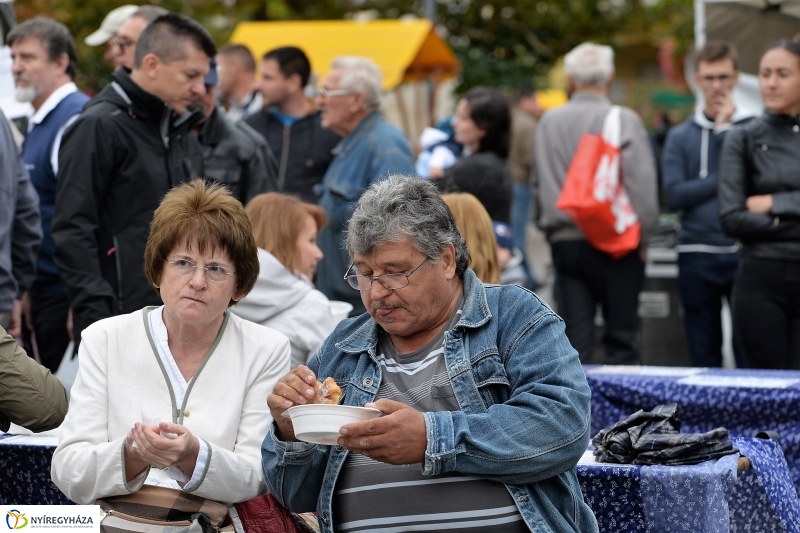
101, 509, 193, 527
112, 236, 124, 312
277, 124, 291, 190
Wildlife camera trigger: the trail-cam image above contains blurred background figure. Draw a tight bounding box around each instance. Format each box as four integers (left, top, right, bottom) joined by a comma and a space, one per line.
0, 106, 40, 338
533, 42, 658, 365
245, 46, 340, 203
10, 16, 89, 372
662, 40, 751, 369
443, 192, 501, 284
83, 4, 137, 69
415, 116, 461, 178
109, 5, 168, 71
232, 193, 334, 368
217, 43, 262, 122
493, 221, 535, 289
314, 56, 415, 316
432, 87, 514, 225
719, 39, 800, 370
194, 58, 277, 203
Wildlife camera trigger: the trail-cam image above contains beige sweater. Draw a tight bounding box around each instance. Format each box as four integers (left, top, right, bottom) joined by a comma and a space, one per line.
51, 308, 290, 505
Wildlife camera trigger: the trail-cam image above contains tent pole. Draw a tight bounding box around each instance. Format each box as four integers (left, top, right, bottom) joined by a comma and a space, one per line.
395, 87, 415, 152
694, 0, 706, 50
428, 79, 439, 127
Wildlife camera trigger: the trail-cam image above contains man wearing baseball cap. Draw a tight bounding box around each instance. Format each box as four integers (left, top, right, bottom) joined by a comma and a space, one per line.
84, 5, 138, 67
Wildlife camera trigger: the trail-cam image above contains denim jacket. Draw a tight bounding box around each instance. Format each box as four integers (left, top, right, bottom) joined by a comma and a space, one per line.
314, 112, 415, 313
262, 269, 598, 533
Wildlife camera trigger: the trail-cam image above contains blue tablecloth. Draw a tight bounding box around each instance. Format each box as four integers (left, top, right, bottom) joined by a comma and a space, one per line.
0, 434, 72, 505
585, 365, 800, 493
577, 437, 800, 533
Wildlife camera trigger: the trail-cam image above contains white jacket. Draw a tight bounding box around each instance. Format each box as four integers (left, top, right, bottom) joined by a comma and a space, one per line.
51, 308, 290, 505
232, 248, 334, 367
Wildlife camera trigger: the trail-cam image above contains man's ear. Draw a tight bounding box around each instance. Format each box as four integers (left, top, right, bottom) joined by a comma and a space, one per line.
442, 243, 457, 280
55, 52, 70, 77
287, 72, 303, 94
350, 91, 367, 112
140, 53, 161, 80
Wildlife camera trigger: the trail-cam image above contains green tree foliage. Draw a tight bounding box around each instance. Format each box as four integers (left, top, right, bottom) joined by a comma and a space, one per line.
14, 0, 693, 94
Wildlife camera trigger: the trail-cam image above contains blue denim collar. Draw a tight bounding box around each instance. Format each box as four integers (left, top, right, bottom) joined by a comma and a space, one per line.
331, 111, 382, 158
334, 268, 491, 355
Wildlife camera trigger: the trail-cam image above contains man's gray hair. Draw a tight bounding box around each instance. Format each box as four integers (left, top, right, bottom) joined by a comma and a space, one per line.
346, 176, 470, 278
332, 56, 382, 109
564, 42, 615, 88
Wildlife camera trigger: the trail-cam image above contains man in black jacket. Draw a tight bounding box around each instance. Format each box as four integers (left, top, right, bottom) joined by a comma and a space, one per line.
244, 46, 340, 203
195, 58, 277, 203
52, 13, 216, 342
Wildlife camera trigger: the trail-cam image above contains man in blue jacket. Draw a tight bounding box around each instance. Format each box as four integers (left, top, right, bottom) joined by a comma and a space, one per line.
9, 16, 89, 371
314, 57, 416, 316
263, 177, 597, 533
662, 41, 752, 367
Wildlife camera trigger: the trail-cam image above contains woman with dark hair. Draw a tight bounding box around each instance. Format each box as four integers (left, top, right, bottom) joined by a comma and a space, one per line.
431, 87, 514, 223
719, 39, 800, 369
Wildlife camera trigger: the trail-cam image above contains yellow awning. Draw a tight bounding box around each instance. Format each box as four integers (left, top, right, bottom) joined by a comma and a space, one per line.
228, 19, 460, 91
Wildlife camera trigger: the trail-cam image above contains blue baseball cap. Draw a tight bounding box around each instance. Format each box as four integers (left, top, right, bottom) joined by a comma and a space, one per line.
493, 221, 515, 250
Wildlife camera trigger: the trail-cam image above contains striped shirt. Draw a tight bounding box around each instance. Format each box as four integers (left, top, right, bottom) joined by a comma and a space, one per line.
332, 295, 528, 532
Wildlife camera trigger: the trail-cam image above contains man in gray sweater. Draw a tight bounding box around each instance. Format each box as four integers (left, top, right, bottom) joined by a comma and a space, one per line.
532, 42, 659, 364
0, 108, 41, 338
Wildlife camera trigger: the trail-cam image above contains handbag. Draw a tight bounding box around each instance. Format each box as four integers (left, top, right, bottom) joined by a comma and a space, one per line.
556, 105, 641, 259
98, 485, 232, 533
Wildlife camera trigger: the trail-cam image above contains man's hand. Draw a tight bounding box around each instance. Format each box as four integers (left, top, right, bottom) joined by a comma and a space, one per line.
747, 194, 773, 214
715, 91, 735, 128
338, 399, 427, 465
20, 292, 33, 331
266, 365, 318, 442
7, 299, 22, 338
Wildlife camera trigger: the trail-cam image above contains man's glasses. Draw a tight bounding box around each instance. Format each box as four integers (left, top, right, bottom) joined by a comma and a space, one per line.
344, 258, 429, 291
167, 259, 235, 283
112, 37, 136, 51
317, 88, 354, 98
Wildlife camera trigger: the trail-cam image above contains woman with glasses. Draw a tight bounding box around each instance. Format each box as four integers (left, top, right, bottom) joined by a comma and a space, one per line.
719, 39, 800, 369
232, 193, 335, 368
52, 180, 290, 504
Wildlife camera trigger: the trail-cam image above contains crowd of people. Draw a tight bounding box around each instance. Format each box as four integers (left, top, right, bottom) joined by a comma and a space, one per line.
1, 3, 800, 532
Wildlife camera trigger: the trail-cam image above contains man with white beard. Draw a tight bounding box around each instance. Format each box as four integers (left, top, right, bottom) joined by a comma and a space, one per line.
8, 17, 88, 372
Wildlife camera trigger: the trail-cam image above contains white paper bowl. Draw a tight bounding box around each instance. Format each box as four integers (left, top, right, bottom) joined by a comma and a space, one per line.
329, 301, 354, 326
281, 404, 382, 445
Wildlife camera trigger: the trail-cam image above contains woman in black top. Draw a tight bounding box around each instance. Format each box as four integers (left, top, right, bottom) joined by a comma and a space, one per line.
431, 87, 514, 223
719, 40, 800, 368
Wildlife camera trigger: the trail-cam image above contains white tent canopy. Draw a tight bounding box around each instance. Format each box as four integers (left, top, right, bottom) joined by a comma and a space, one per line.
692, 0, 800, 117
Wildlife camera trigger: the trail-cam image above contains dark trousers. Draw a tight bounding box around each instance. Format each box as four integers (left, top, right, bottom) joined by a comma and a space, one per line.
27, 293, 72, 373
732, 256, 800, 369
551, 240, 644, 365
678, 252, 746, 368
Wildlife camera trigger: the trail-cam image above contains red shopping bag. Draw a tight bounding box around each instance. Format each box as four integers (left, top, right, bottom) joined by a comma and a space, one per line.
556, 106, 641, 259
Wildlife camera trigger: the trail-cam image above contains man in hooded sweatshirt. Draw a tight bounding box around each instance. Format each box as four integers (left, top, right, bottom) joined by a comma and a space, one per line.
662, 40, 753, 368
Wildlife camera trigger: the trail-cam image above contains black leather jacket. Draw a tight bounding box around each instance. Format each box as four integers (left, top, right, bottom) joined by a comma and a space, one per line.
198, 107, 277, 204
719, 111, 800, 261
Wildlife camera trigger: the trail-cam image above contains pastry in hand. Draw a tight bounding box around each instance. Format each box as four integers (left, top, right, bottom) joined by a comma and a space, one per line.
313, 377, 343, 404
